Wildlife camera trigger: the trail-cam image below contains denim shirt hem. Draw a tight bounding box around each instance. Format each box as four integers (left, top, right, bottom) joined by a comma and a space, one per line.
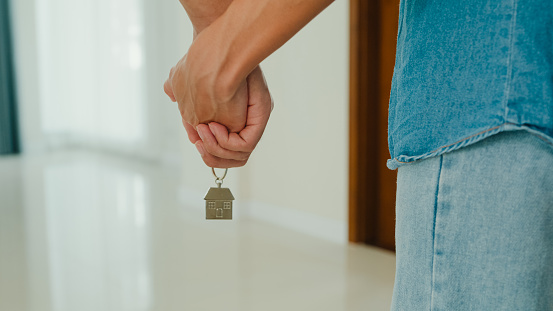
386, 123, 553, 170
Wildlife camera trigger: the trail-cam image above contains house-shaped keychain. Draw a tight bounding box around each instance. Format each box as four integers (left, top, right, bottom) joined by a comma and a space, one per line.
204, 186, 234, 219
205, 168, 234, 219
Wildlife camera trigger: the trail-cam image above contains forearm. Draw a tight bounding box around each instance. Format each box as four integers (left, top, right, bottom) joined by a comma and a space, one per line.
190, 0, 334, 97
178, 0, 233, 34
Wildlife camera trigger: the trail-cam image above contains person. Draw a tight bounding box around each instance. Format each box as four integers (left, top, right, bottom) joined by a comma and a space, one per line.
164, 0, 553, 309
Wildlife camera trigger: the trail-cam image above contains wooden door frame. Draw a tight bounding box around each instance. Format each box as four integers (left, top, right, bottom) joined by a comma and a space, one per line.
348, 0, 398, 251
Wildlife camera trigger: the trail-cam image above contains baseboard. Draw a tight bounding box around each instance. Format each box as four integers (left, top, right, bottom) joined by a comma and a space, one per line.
178, 187, 347, 245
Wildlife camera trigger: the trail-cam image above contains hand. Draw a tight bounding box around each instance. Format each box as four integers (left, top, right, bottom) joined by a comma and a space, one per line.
166, 66, 272, 168
163, 34, 249, 133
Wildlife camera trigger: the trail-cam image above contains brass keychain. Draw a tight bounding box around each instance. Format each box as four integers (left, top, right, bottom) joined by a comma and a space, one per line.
204, 168, 234, 220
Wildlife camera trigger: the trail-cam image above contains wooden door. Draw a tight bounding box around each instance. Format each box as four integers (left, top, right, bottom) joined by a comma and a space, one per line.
348, 0, 400, 251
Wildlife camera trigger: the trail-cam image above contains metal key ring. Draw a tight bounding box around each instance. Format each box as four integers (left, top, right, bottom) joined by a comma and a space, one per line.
212, 168, 228, 181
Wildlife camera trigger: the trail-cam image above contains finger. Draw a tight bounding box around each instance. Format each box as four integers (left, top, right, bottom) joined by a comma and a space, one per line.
210, 67, 272, 153
208, 122, 250, 152
241, 66, 273, 139
197, 124, 250, 161
182, 120, 201, 144
195, 141, 247, 168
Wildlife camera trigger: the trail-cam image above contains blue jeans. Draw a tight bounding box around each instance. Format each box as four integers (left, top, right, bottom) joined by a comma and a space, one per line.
391, 131, 553, 310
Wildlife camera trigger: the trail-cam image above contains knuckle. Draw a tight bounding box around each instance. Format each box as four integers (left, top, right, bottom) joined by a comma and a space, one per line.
182, 116, 198, 128
242, 143, 255, 153
239, 153, 250, 161
201, 141, 215, 154
163, 82, 172, 95
204, 144, 226, 159
202, 157, 217, 168
217, 139, 232, 150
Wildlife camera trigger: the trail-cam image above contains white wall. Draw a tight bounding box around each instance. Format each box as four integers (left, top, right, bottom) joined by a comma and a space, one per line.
177, 1, 350, 244
11, 0, 349, 244
10, 0, 192, 162
243, 1, 350, 242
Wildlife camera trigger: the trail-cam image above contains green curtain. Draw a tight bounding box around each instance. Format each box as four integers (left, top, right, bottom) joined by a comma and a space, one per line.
0, 0, 20, 155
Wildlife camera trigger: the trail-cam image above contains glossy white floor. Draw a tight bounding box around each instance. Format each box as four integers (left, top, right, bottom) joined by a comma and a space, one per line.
0, 151, 396, 311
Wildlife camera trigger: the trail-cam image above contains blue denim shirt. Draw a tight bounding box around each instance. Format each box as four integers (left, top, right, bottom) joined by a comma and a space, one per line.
387, 0, 553, 170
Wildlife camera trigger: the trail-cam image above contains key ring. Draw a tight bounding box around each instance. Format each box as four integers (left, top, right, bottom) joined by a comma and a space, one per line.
212, 168, 228, 187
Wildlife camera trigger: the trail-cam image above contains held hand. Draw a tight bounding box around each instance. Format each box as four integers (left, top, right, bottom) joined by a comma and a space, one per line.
194, 66, 273, 168
163, 40, 248, 134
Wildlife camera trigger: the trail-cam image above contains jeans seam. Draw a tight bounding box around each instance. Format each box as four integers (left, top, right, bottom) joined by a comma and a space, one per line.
390, 124, 553, 170
502, 0, 518, 122
529, 131, 553, 151
429, 155, 443, 311
394, 125, 503, 164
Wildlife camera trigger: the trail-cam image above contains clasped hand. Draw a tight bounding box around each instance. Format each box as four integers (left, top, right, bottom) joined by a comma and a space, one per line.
163, 33, 272, 168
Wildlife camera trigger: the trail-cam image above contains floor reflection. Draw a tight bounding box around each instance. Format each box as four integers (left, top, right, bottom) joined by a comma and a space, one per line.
0, 151, 395, 311
0, 153, 154, 311
42, 162, 151, 311
0, 156, 28, 310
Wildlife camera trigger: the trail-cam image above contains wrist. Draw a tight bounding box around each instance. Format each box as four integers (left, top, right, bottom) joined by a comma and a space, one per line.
179, 0, 234, 38
191, 17, 216, 38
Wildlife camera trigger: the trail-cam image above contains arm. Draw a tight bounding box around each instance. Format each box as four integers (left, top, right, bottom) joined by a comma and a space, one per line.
170, 0, 333, 130
184, 0, 334, 102
166, 0, 333, 167
177, 0, 232, 36
164, 0, 238, 147
164, 0, 273, 168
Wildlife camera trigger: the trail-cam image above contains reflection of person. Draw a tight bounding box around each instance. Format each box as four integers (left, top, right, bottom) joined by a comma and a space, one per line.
164, 0, 553, 310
